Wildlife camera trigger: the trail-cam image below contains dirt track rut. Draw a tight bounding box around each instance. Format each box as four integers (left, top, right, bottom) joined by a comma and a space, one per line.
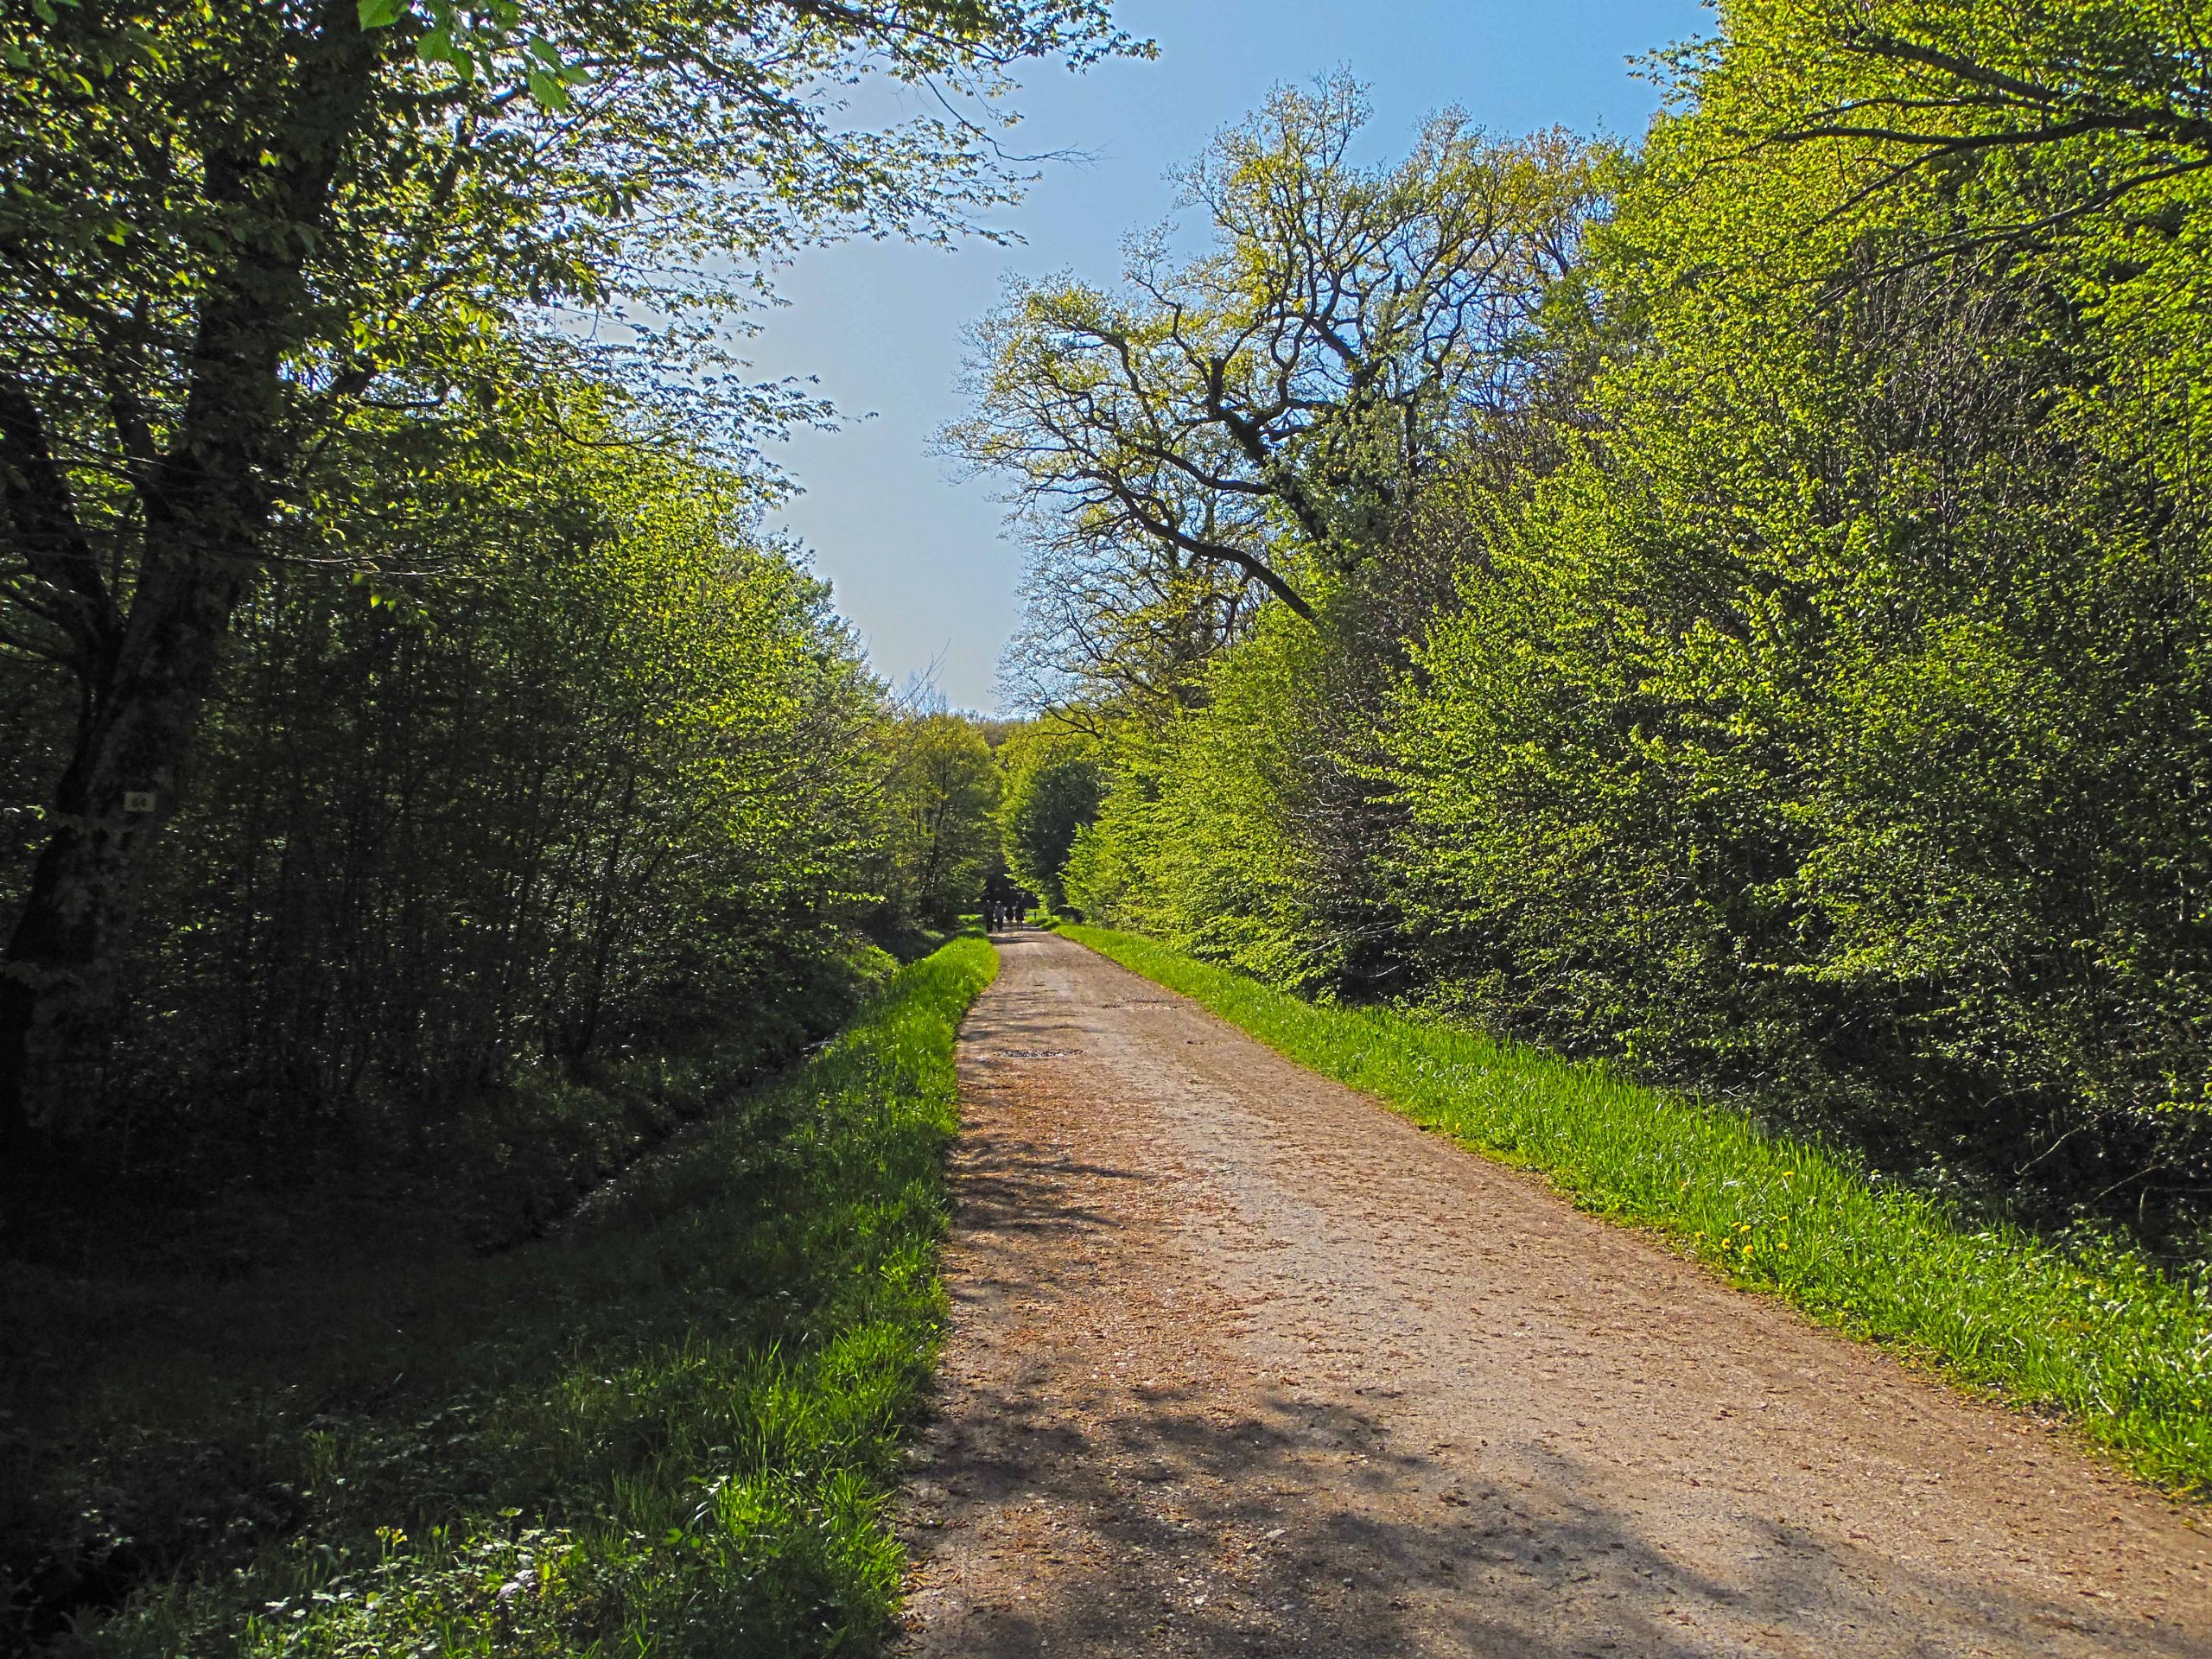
896, 931, 2212, 1656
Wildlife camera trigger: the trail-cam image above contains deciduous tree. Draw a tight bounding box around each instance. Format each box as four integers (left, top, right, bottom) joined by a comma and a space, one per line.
948, 74, 1599, 654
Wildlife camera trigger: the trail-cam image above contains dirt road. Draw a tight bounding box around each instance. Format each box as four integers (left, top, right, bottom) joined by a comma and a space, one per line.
896, 931, 2211, 1656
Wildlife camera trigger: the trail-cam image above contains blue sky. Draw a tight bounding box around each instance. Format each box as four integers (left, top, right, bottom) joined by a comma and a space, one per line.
746, 1, 1712, 712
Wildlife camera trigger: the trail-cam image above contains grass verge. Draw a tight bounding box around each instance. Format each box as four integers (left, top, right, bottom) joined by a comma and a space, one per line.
1061, 923, 2212, 1496
52, 934, 995, 1658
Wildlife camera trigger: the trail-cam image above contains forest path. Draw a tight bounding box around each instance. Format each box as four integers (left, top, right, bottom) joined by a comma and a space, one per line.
895, 931, 2210, 1658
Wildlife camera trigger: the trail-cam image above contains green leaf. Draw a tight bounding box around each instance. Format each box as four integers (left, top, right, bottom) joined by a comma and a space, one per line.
525, 67, 569, 111
357, 0, 406, 28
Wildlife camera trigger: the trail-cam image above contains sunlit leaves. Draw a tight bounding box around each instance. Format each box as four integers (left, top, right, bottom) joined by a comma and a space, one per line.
1378, 0, 2212, 1174
876, 714, 1001, 926
952, 74, 1603, 686
997, 727, 1100, 910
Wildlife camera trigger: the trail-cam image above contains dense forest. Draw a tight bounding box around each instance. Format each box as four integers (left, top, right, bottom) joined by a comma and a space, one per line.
10, 0, 2212, 1650
0, 0, 1122, 1204
962, 6, 2212, 1243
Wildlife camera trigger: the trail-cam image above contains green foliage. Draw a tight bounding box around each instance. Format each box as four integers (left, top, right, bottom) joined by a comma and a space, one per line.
875, 714, 1003, 931
1059, 549, 1439, 993
1065, 924, 2212, 1494
8, 938, 995, 1656
1062, 607, 1334, 982
10, 394, 890, 1171
995, 726, 1103, 912
0, 0, 1146, 1154
950, 73, 1601, 710
1019, 8, 2212, 1232
0, 0, 1146, 496
1380, 0, 2212, 1203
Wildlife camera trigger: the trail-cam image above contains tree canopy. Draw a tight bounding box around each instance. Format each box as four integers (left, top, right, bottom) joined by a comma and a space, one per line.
949, 75, 1600, 669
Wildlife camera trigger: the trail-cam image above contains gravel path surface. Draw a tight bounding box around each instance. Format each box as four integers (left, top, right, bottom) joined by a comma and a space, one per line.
896, 930, 2212, 1656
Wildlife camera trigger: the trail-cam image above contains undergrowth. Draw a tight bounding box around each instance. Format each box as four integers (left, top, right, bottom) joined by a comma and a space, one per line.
19, 936, 995, 1658
1062, 924, 2212, 1497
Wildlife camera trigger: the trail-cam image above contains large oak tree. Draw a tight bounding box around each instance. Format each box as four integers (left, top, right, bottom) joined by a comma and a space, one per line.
948, 74, 1599, 710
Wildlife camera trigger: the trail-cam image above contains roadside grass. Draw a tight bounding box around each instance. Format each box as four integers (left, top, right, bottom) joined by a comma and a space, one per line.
54, 935, 995, 1658
1060, 923, 2212, 1497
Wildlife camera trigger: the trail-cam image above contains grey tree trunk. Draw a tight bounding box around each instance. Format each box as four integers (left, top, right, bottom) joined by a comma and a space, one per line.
0, 3, 383, 1165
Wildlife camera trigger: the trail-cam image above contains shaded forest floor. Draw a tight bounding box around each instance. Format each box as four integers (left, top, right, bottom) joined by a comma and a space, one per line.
0, 937, 995, 1657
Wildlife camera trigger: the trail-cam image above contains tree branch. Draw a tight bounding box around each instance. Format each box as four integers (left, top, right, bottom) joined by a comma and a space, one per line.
0, 369, 119, 669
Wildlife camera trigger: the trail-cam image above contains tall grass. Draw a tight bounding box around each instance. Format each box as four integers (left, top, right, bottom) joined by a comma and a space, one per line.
77, 936, 995, 1658
1062, 924, 2212, 1496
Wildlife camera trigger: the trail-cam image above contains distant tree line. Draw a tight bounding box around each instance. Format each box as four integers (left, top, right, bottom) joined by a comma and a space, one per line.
957, 3, 2212, 1238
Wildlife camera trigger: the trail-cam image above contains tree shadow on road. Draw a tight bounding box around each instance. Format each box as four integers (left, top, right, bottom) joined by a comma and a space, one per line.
910, 935, 2185, 1658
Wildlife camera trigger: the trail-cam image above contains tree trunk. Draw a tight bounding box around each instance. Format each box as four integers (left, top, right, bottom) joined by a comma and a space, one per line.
572, 767, 642, 1065
0, 519, 257, 1157
0, 0, 385, 1165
